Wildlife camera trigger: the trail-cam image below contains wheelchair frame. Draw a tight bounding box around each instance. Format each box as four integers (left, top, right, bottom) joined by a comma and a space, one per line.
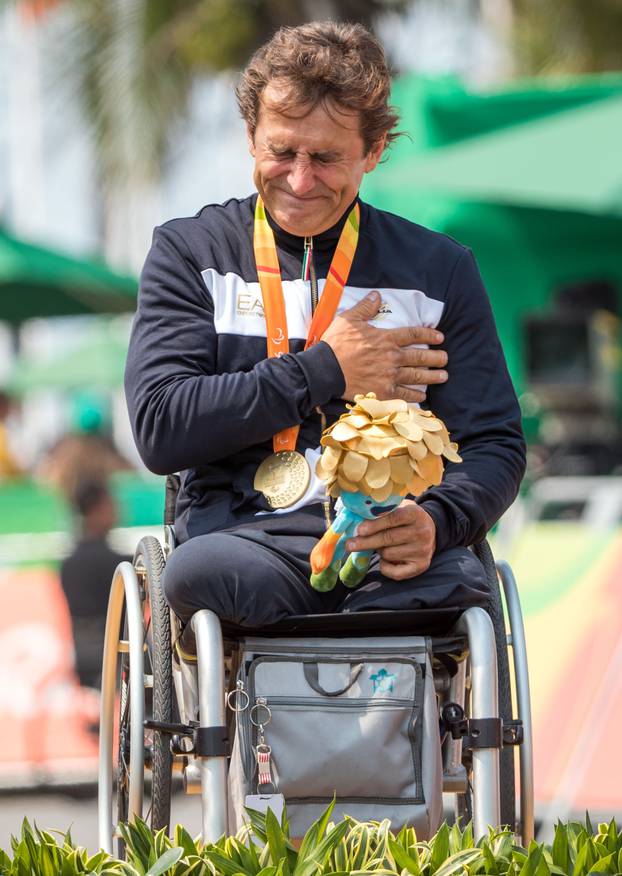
98, 492, 534, 855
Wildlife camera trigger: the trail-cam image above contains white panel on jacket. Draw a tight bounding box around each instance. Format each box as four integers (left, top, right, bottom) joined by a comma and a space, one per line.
202, 269, 445, 341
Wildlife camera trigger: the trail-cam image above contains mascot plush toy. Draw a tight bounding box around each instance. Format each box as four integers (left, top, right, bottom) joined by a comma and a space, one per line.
310, 393, 462, 592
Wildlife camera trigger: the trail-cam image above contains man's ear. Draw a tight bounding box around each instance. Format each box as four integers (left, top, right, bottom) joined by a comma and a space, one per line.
247, 126, 256, 157
364, 134, 387, 173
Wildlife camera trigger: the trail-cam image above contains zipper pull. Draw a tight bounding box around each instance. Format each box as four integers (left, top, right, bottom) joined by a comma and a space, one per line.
302, 236, 313, 281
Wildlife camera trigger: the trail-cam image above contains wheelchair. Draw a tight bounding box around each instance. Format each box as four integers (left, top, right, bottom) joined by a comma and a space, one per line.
98, 475, 534, 855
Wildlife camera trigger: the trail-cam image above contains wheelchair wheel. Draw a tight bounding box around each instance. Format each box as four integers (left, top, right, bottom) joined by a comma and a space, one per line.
116, 536, 173, 849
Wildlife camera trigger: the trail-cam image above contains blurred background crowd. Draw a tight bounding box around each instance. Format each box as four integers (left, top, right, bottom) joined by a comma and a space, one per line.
0, 0, 621, 844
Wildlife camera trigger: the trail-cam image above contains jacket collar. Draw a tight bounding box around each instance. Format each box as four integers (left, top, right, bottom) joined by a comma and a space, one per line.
262, 194, 360, 255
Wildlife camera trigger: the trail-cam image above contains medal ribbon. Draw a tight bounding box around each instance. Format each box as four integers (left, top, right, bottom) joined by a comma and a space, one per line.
253, 195, 360, 452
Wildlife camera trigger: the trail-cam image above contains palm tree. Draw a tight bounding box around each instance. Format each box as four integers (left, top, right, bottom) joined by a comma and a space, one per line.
23, 0, 408, 266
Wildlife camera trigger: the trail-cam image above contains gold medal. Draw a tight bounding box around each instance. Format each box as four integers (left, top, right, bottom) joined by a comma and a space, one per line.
254, 451, 311, 509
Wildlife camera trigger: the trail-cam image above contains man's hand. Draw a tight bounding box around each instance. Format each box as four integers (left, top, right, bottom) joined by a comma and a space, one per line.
346, 499, 436, 580
322, 291, 448, 403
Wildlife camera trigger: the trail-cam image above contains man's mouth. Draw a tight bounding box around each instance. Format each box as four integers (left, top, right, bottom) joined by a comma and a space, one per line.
277, 190, 324, 203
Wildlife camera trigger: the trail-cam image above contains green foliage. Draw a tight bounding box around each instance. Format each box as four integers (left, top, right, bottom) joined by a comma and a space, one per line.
37, 0, 410, 193
0, 809, 621, 876
510, 0, 622, 74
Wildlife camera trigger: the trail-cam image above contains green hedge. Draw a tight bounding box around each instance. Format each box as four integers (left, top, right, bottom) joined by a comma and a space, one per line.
1, 803, 621, 876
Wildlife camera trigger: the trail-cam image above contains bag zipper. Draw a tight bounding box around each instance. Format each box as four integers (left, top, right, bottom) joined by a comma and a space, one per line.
264, 695, 414, 709
248, 655, 423, 694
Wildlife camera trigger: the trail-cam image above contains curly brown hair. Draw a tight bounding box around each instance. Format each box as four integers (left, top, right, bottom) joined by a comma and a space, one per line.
236, 21, 400, 154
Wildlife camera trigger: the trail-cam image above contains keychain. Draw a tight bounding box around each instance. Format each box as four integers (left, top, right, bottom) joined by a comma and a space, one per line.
251, 698, 274, 792
246, 697, 285, 821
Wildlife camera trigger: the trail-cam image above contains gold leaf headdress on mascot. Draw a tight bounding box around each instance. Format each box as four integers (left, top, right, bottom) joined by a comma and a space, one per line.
316, 393, 462, 501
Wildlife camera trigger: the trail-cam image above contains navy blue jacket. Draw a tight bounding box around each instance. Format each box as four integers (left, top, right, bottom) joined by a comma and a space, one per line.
125, 194, 525, 549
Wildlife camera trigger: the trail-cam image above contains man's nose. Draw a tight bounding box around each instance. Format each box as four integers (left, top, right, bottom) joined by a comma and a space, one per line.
287, 159, 316, 196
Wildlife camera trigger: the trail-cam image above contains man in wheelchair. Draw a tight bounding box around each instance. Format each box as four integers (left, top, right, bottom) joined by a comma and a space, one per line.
103, 22, 532, 854
124, 21, 525, 632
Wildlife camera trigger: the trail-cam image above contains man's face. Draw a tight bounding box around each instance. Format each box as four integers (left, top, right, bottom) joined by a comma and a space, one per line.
249, 82, 385, 237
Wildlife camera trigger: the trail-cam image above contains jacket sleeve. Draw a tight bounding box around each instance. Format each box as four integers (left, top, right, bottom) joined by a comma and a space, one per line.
416, 247, 526, 552
124, 225, 345, 474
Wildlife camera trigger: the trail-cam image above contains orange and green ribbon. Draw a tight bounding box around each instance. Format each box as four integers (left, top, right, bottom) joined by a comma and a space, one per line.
253, 195, 360, 453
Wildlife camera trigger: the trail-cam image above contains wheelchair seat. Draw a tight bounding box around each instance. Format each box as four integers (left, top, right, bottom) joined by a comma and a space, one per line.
176, 607, 465, 658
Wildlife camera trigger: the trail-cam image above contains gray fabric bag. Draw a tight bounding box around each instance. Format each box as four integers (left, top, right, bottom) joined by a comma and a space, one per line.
227, 635, 443, 838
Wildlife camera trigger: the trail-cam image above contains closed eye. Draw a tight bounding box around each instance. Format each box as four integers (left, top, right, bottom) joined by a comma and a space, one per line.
311, 152, 341, 164
266, 144, 341, 164
268, 147, 296, 160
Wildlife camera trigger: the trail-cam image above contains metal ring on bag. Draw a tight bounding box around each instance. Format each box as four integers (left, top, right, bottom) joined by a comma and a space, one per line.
226, 686, 250, 713
250, 701, 272, 727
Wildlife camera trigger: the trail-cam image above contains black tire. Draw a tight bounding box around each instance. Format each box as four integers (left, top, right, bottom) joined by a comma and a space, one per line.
116, 536, 172, 851
116, 638, 130, 840
473, 540, 516, 830
141, 536, 174, 831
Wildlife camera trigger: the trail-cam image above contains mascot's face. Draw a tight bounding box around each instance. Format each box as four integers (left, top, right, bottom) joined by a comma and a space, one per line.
340, 491, 402, 519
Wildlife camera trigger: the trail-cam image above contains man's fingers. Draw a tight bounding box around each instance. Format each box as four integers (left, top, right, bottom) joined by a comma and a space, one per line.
347, 499, 435, 581
398, 347, 448, 368
357, 504, 413, 535
379, 559, 430, 580
394, 386, 427, 403
397, 367, 448, 386
343, 290, 382, 321
377, 544, 415, 562
390, 326, 444, 347
349, 523, 414, 552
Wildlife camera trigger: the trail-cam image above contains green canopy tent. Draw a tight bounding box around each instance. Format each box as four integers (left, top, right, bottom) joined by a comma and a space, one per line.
377, 94, 622, 217
0, 228, 137, 324
383, 72, 622, 156
7, 330, 128, 394
363, 78, 622, 395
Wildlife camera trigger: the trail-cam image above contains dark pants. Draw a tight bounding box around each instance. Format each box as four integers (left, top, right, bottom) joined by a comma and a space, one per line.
163, 523, 489, 627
